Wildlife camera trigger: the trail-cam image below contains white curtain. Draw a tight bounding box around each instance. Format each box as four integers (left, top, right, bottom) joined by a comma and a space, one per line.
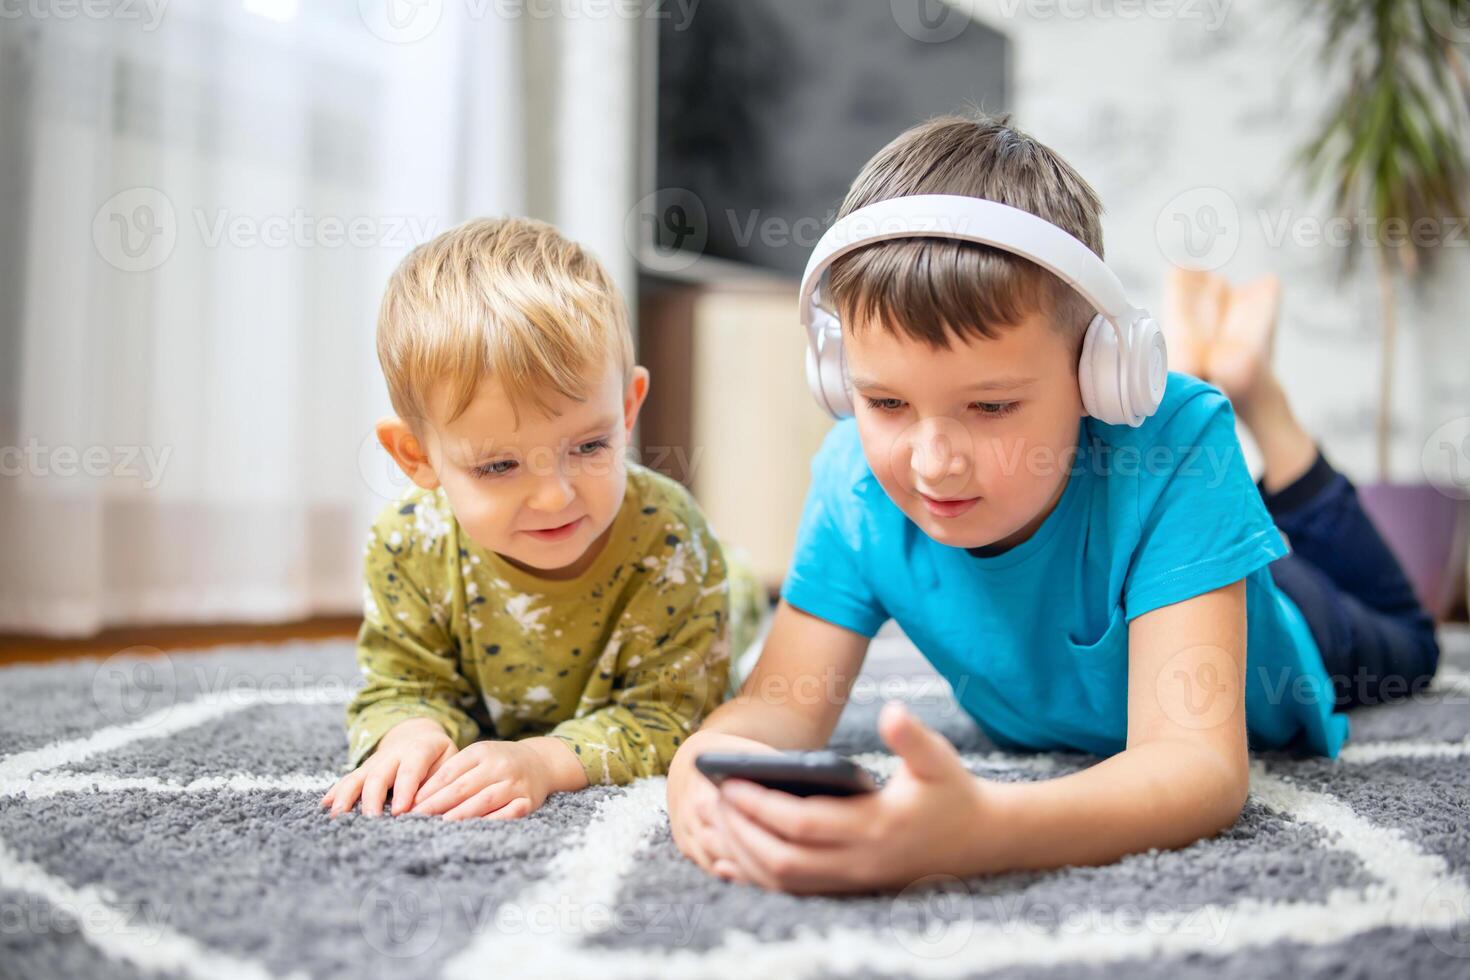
0, 1, 634, 637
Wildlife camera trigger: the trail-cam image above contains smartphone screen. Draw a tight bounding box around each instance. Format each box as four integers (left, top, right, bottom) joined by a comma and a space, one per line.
694, 751, 878, 797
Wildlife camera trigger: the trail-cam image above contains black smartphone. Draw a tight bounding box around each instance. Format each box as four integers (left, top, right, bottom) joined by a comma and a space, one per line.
694, 751, 878, 797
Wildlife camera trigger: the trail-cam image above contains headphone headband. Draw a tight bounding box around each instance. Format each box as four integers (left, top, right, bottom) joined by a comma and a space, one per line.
798, 194, 1134, 333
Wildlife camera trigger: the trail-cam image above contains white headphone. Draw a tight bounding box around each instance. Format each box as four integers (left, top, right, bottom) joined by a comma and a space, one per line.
799, 194, 1168, 427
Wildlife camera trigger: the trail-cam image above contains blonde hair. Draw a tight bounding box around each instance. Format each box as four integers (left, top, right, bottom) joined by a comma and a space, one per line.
829, 112, 1104, 357
376, 216, 634, 431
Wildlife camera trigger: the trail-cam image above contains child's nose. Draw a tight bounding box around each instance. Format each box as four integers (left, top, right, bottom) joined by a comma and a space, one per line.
527, 471, 576, 512
909, 422, 970, 486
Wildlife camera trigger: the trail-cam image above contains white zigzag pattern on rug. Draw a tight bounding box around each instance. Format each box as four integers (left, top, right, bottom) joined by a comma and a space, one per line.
2, 674, 1469, 979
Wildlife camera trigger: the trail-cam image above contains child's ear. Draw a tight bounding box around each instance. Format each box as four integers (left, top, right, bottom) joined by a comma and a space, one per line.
621, 366, 651, 437
376, 417, 442, 490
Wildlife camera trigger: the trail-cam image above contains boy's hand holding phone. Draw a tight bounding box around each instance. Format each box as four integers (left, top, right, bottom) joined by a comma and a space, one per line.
699, 703, 1010, 894
322, 717, 456, 817
668, 729, 782, 878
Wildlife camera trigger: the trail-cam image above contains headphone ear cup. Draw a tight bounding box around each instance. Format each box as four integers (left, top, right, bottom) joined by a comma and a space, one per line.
1131, 316, 1168, 419
822, 333, 855, 418
805, 342, 827, 413
806, 308, 855, 419
1078, 313, 1128, 426
840, 350, 856, 416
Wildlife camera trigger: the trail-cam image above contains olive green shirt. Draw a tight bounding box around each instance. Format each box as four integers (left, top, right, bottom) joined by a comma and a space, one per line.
346, 463, 746, 785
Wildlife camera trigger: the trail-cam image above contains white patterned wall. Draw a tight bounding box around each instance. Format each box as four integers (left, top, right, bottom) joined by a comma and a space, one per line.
960, 0, 1470, 485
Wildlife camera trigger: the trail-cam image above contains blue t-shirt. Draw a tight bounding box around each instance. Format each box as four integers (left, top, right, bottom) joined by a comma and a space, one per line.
781, 373, 1347, 758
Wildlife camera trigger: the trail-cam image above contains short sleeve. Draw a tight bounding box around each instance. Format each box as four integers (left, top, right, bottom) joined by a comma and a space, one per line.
1123, 386, 1287, 619
779, 427, 889, 637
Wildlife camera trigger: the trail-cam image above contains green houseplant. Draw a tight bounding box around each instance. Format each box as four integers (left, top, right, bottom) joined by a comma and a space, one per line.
1296, 0, 1470, 616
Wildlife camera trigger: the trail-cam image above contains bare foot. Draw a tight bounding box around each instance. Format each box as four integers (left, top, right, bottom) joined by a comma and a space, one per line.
1205, 273, 1281, 409
1161, 267, 1230, 377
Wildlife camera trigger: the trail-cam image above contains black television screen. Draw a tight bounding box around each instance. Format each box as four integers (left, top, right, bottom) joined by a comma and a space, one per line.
643, 0, 1010, 281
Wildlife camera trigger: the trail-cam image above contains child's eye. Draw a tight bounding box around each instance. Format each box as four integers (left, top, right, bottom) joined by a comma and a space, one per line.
971, 401, 1019, 418
472, 459, 517, 479
573, 438, 610, 456
863, 397, 906, 413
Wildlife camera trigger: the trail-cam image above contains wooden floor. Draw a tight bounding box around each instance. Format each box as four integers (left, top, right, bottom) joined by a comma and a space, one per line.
0, 616, 362, 667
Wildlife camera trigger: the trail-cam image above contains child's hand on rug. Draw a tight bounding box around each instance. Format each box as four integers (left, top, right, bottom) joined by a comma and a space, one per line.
707, 703, 1002, 894
409, 736, 587, 820
321, 717, 456, 818
667, 729, 781, 878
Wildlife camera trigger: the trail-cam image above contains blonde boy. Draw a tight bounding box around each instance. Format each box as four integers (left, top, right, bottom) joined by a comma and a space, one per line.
323, 217, 760, 820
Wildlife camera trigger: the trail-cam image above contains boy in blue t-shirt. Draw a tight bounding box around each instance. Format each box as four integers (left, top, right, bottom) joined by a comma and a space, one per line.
666, 113, 1440, 894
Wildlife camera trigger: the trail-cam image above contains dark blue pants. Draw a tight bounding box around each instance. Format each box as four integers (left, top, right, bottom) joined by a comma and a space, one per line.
1264, 452, 1441, 710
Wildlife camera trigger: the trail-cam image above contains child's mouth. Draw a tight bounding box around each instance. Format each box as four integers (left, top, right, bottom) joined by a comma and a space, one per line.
523, 517, 584, 542
917, 492, 980, 519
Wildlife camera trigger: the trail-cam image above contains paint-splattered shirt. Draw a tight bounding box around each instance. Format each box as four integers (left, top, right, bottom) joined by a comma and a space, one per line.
345, 463, 740, 785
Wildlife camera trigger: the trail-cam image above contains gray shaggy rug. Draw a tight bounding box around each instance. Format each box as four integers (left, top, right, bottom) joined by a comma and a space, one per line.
1, 625, 1468, 980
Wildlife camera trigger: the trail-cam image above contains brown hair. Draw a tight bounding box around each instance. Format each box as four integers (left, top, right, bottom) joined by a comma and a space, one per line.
376, 216, 634, 431
828, 112, 1105, 355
